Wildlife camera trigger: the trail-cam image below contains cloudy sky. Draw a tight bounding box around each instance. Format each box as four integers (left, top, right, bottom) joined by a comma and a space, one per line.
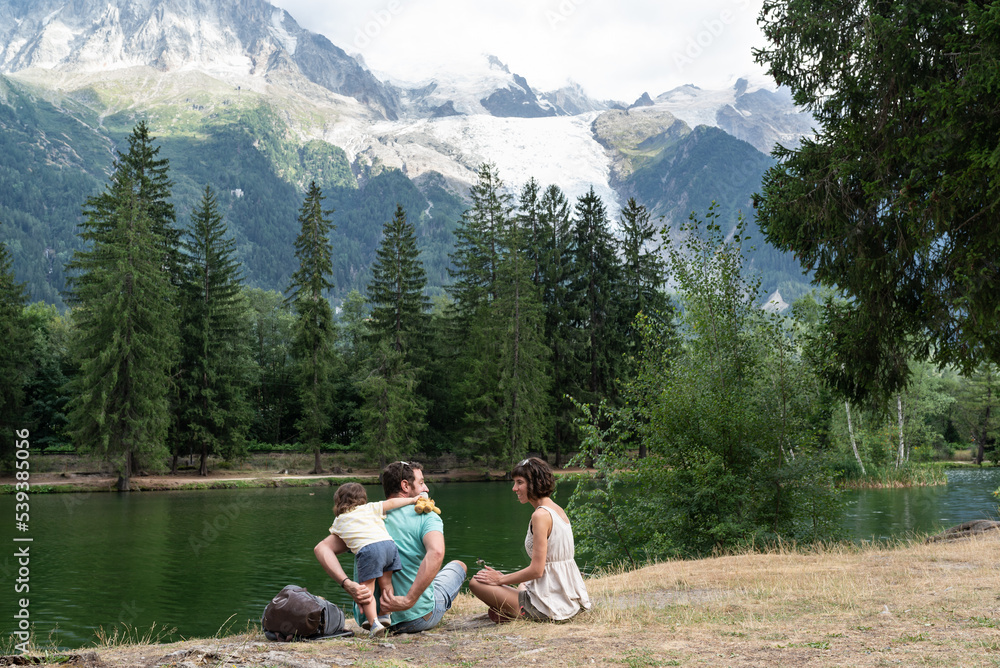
269, 0, 772, 102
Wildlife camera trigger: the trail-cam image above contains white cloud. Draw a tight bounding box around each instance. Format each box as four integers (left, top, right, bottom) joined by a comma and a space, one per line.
271, 0, 771, 101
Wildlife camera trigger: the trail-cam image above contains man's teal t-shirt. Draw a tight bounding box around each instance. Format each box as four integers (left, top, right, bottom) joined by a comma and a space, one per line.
352, 505, 444, 625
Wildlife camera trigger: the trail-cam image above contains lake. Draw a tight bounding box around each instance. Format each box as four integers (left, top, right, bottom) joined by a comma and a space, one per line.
2, 469, 998, 649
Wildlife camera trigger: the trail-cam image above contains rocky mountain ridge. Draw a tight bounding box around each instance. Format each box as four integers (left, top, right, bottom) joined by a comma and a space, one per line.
0, 0, 814, 307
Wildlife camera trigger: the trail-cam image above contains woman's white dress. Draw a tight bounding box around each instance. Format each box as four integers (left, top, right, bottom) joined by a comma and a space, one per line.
523, 505, 591, 620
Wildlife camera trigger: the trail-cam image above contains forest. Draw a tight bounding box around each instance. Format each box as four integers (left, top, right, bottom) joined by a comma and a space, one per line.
0, 119, 998, 560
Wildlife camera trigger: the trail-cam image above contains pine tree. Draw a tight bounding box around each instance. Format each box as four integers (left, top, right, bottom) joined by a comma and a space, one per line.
616, 197, 671, 360
448, 164, 513, 457
448, 163, 510, 315
572, 187, 621, 405
517, 178, 544, 286
495, 195, 552, 468
65, 135, 179, 490
287, 182, 337, 473
538, 185, 584, 465
176, 185, 253, 476
0, 226, 31, 463
361, 204, 430, 465
367, 204, 430, 353
85, 121, 180, 282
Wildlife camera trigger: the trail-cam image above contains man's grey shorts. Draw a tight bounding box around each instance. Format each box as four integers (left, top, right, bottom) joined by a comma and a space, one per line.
389, 561, 466, 634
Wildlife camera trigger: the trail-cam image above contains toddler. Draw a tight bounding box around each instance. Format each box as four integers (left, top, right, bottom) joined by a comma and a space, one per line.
329, 482, 416, 637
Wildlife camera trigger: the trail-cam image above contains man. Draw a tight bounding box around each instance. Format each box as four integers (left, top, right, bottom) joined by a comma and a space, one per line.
314, 461, 467, 633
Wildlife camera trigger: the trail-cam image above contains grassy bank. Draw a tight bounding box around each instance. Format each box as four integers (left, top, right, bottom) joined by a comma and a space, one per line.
7, 533, 1000, 667
837, 462, 951, 489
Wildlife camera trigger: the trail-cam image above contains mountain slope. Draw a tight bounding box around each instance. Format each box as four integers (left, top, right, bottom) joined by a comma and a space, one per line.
0, 0, 815, 307
653, 78, 815, 155
0, 0, 400, 119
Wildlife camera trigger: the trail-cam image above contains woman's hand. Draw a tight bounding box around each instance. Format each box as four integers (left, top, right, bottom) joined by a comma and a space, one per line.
473, 565, 505, 586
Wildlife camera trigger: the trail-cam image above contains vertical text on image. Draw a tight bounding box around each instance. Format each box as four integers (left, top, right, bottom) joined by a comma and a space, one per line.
12, 428, 32, 654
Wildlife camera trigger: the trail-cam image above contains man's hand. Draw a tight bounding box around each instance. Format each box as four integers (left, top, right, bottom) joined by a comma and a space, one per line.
379, 587, 414, 613
344, 579, 374, 606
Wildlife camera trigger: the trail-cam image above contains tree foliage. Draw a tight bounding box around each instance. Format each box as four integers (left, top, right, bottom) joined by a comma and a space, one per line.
175, 186, 254, 474
361, 205, 429, 465
753, 0, 1000, 402
0, 226, 31, 463
568, 207, 840, 562
288, 181, 337, 473
64, 125, 179, 490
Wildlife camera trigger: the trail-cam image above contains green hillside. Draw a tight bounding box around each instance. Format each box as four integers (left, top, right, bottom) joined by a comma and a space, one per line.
0, 75, 465, 307
626, 125, 812, 302
1, 72, 811, 308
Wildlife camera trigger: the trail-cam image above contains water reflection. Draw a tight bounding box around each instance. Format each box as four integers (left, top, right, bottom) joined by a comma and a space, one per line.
3, 469, 999, 649
842, 468, 1000, 541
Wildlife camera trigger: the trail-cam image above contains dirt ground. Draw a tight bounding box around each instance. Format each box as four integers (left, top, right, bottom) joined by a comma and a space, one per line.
6, 532, 1000, 667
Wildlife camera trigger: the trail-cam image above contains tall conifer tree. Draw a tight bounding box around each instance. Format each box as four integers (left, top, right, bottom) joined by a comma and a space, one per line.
361, 204, 429, 465
0, 226, 30, 461
65, 125, 179, 490
617, 197, 671, 352
538, 185, 584, 464
496, 195, 552, 468
572, 187, 622, 405
367, 205, 430, 353
448, 164, 512, 456
176, 185, 253, 475
616, 197, 672, 457
517, 178, 545, 286
288, 182, 336, 473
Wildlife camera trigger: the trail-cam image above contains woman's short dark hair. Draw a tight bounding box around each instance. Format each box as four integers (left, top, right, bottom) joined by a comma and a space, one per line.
511, 457, 555, 500
382, 461, 423, 497
333, 482, 368, 516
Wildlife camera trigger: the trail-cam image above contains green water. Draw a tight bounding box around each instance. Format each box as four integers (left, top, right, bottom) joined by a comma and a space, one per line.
0, 481, 538, 649
2, 470, 998, 650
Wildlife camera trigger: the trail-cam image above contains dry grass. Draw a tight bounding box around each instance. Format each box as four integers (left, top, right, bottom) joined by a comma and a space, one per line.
11, 535, 1000, 667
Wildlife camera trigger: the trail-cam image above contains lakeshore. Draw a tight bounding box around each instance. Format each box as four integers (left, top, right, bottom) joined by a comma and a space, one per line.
7, 532, 1000, 667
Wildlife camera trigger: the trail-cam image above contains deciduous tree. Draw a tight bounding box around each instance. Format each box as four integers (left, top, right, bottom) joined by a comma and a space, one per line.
754, 0, 1000, 402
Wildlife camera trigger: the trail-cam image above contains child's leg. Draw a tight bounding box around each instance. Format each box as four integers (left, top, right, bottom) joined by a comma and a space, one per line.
375, 571, 394, 625
359, 578, 380, 628
376, 571, 395, 599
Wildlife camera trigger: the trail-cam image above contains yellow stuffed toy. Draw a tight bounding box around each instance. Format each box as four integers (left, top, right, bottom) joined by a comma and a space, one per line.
414, 495, 441, 515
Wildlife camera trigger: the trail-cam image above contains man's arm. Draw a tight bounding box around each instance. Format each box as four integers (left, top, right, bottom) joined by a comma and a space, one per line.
314, 534, 373, 606
379, 530, 444, 613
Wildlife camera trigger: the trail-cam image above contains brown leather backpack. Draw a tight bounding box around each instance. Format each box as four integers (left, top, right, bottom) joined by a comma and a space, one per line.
261, 585, 349, 641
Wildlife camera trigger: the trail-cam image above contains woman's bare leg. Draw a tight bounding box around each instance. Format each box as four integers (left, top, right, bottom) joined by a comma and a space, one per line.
469, 577, 520, 620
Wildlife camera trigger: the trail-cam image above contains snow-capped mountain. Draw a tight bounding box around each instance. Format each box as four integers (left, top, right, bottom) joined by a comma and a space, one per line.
652, 77, 815, 155
390, 54, 609, 120
0, 0, 401, 119
0, 0, 816, 306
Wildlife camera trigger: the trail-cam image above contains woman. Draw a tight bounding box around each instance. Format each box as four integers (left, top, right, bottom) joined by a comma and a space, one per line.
470, 457, 591, 622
